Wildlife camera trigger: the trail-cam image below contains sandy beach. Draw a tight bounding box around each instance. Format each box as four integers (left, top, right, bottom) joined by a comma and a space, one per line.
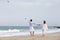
0, 32, 60, 40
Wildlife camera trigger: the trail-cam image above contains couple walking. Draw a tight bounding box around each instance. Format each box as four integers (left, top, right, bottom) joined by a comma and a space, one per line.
29, 19, 48, 36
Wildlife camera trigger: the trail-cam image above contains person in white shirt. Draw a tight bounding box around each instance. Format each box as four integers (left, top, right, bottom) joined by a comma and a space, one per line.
42, 20, 48, 36
29, 19, 35, 36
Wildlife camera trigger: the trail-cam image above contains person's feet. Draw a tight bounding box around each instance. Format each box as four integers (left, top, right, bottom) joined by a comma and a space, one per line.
30, 31, 34, 36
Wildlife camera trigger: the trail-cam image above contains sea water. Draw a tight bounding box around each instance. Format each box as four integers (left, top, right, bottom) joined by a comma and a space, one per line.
0, 26, 60, 37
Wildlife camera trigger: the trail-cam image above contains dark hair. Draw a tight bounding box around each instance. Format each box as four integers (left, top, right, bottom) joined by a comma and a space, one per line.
43, 20, 46, 24
30, 19, 32, 22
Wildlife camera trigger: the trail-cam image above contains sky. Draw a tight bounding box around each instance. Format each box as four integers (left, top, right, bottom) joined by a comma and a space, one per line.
0, 0, 60, 26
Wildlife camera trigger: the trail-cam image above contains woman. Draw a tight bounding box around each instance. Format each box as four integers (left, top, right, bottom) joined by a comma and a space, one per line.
42, 20, 48, 36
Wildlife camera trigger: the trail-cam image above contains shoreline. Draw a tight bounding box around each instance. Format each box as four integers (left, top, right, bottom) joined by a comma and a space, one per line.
0, 32, 60, 40
0, 29, 60, 37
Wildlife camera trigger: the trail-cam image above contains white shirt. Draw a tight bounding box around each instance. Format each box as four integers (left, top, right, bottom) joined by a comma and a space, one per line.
29, 22, 33, 27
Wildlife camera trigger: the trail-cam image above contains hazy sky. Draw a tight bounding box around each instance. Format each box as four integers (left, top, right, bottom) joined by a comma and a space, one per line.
0, 0, 60, 26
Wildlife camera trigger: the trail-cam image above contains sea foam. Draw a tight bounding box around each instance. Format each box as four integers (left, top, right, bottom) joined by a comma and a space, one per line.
0, 29, 60, 37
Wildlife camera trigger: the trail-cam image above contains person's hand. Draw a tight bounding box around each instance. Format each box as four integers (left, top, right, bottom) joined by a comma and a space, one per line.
36, 24, 40, 26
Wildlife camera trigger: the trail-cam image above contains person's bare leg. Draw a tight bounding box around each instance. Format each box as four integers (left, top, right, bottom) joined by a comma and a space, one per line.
32, 31, 34, 36
30, 31, 32, 36
42, 30, 45, 37
30, 31, 34, 36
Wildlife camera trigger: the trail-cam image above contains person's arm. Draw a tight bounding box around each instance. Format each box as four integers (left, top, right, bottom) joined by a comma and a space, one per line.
36, 24, 41, 26
32, 22, 41, 26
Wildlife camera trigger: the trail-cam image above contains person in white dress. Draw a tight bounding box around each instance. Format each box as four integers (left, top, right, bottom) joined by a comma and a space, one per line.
29, 19, 35, 36
42, 20, 48, 36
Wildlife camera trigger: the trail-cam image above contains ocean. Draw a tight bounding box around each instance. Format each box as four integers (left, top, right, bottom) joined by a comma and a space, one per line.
0, 26, 60, 37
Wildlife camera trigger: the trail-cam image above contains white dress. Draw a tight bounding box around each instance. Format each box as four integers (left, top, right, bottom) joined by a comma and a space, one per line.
29, 22, 34, 32
43, 24, 48, 30
42, 24, 48, 34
